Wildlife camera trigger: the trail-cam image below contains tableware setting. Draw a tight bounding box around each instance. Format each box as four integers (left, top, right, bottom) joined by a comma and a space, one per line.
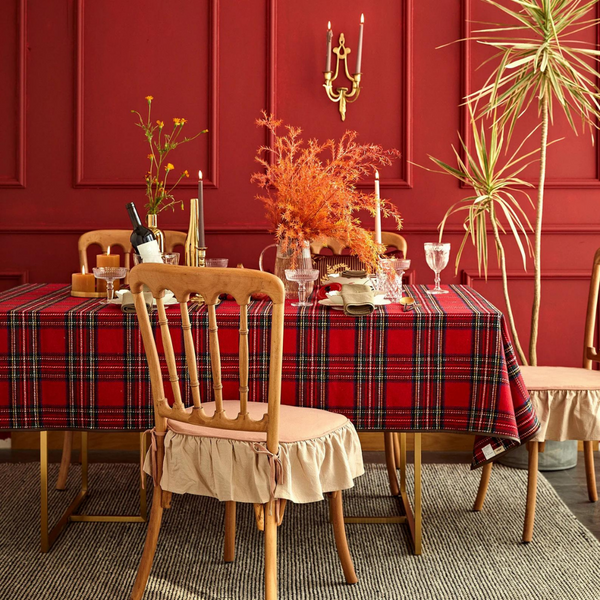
424, 242, 450, 295
92, 267, 128, 304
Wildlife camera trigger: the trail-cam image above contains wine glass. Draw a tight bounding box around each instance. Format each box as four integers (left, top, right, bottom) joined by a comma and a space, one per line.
378, 258, 411, 302
285, 269, 319, 307
424, 243, 450, 294
93, 267, 128, 304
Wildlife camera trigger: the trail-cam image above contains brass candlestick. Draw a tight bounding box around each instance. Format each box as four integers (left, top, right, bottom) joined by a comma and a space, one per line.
323, 33, 362, 122
185, 198, 207, 267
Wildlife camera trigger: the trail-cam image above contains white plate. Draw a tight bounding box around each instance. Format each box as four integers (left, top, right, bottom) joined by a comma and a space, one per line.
110, 289, 178, 306
319, 297, 391, 309
325, 289, 386, 305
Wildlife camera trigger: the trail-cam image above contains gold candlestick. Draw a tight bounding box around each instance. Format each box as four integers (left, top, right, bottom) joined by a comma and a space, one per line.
185, 198, 207, 267
323, 33, 362, 121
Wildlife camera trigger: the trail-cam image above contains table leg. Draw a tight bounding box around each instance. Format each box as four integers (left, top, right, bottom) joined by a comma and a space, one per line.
343, 431, 422, 555
40, 431, 148, 553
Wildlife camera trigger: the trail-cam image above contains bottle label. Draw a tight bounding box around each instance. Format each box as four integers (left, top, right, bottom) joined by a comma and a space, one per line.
137, 240, 164, 264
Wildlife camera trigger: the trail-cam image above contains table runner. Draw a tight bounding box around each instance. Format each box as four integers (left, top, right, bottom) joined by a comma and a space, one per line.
0, 284, 539, 467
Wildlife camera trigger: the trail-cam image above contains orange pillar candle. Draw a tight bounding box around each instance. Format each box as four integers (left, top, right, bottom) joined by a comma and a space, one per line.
72, 266, 96, 294
96, 246, 121, 292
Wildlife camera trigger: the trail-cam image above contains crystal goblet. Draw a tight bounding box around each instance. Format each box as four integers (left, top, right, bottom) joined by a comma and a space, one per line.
93, 267, 128, 304
424, 243, 450, 295
378, 258, 411, 302
285, 269, 319, 307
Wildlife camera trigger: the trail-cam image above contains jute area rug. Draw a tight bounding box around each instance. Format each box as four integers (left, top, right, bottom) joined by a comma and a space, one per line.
0, 462, 598, 600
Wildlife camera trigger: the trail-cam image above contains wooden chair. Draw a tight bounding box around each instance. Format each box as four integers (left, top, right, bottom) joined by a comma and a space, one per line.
129, 264, 362, 600
56, 229, 187, 491
474, 247, 600, 542
310, 231, 408, 258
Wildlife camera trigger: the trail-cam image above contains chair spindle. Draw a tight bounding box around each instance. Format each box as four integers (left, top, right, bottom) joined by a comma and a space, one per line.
157, 298, 185, 411
239, 305, 250, 416
180, 302, 202, 409
208, 305, 225, 415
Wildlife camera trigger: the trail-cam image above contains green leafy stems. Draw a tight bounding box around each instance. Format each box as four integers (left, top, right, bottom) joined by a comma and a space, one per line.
428, 109, 544, 365
132, 95, 208, 215
463, 0, 600, 366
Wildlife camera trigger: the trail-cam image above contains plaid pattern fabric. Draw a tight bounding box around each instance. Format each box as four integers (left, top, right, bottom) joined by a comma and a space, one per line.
0, 284, 539, 468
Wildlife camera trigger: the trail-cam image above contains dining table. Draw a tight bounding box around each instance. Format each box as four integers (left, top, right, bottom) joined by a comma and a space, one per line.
0, 282, 539, 554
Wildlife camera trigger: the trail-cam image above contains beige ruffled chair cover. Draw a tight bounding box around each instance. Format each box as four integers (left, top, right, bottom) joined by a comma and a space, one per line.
521, 366, 600, 442
144, 401, 364, 504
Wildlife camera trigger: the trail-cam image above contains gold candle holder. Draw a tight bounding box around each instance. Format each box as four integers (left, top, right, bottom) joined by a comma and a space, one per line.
198, 247, 207, 268
323, 33, 362, 122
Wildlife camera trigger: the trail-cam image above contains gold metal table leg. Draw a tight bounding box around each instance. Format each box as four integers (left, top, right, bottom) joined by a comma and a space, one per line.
343, 432, 422, 555
40, 431, 148, 552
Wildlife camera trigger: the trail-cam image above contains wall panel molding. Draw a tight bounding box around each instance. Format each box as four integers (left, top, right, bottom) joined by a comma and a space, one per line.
73, 0, 219, 189
0, 271, 29, 286
460, 0, 600, 189
0, 0, 26, 189
2, 223, 600, 237
267, 0, 413, 189
461, 269, 591, 287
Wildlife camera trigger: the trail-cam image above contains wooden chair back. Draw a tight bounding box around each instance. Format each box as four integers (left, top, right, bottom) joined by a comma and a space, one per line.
583, 247, 600, 368
78, 229, 188, 272
129, 264, 286, 454
310, 232, 408, 258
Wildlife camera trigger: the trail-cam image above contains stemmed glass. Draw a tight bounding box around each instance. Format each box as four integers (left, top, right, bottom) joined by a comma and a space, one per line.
285, 269, 319, 307
93, 267, 128, 304
378, 258, 411, 302
424, 243, 450, 295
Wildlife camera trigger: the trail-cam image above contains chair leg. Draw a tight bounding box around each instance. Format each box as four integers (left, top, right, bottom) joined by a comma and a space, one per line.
383, 432, 400, 496
523, 442, 539, 543
130, 486, 164, 600
473, 462, 493, 511
583, 441, 598, 502
329, 491, 358, 584
56, 432, 74, 491
264, 501, 278, 600
224, 501, 236, 563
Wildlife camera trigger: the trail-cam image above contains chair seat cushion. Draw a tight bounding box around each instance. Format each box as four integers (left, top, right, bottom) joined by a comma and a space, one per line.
520, 366, 600, 442
147, 401, 365, 504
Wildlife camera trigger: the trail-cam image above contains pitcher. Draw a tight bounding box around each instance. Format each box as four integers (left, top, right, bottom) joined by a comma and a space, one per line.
259, 241, 315, 300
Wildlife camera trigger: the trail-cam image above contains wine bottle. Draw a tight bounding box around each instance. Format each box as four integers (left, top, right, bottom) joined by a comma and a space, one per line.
126, 202, 162, 262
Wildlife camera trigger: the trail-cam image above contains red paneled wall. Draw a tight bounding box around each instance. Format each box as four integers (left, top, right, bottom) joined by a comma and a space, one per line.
1, 0, 599, 367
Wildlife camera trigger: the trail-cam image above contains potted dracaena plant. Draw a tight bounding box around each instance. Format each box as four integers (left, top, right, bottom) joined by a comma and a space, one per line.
466, 0, 600, 366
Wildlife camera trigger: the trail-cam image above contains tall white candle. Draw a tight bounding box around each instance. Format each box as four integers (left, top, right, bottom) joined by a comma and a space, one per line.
355, 14, 364, 74
374, 170, 382, 244
326, 22, 333, 72
198, 170, 205, 247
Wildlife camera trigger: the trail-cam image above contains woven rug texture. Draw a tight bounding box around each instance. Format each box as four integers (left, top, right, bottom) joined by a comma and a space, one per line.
0, 462, 598, 600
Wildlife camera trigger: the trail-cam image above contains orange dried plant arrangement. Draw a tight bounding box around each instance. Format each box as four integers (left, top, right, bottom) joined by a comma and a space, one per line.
251, 113, 402, 271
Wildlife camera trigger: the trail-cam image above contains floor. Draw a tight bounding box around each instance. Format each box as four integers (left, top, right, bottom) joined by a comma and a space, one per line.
1, 448, 598, 539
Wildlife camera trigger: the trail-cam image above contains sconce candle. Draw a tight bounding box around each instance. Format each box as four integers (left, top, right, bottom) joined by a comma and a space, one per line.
374, 170, 382, 244
326, 22, 333, 72
198, 170, 205, 247
355, 14, 364, 74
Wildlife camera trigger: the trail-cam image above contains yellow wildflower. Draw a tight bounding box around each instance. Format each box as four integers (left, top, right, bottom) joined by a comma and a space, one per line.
166, 163, 174, 171
183, 170, 189, 177
173, 118, 181, 125
147, 154, 153, 160
180, 118, 187, 124
145, 95, 153, 102
156, 120, 164, 128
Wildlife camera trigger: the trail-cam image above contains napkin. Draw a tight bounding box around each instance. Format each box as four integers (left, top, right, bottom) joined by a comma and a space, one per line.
120, 291, 153, 314
341, 284, 375, 316
342, 269, 368, 278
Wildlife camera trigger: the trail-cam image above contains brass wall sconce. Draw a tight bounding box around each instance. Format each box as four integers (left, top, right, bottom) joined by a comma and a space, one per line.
323, 15, 364, 122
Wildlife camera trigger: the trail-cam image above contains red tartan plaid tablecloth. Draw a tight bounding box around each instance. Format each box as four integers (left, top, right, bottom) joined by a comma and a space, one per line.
0, 284, 539, 467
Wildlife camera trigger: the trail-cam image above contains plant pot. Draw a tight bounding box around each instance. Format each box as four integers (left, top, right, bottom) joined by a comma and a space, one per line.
498, 440, 578, 471
258, 240, 314, 300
